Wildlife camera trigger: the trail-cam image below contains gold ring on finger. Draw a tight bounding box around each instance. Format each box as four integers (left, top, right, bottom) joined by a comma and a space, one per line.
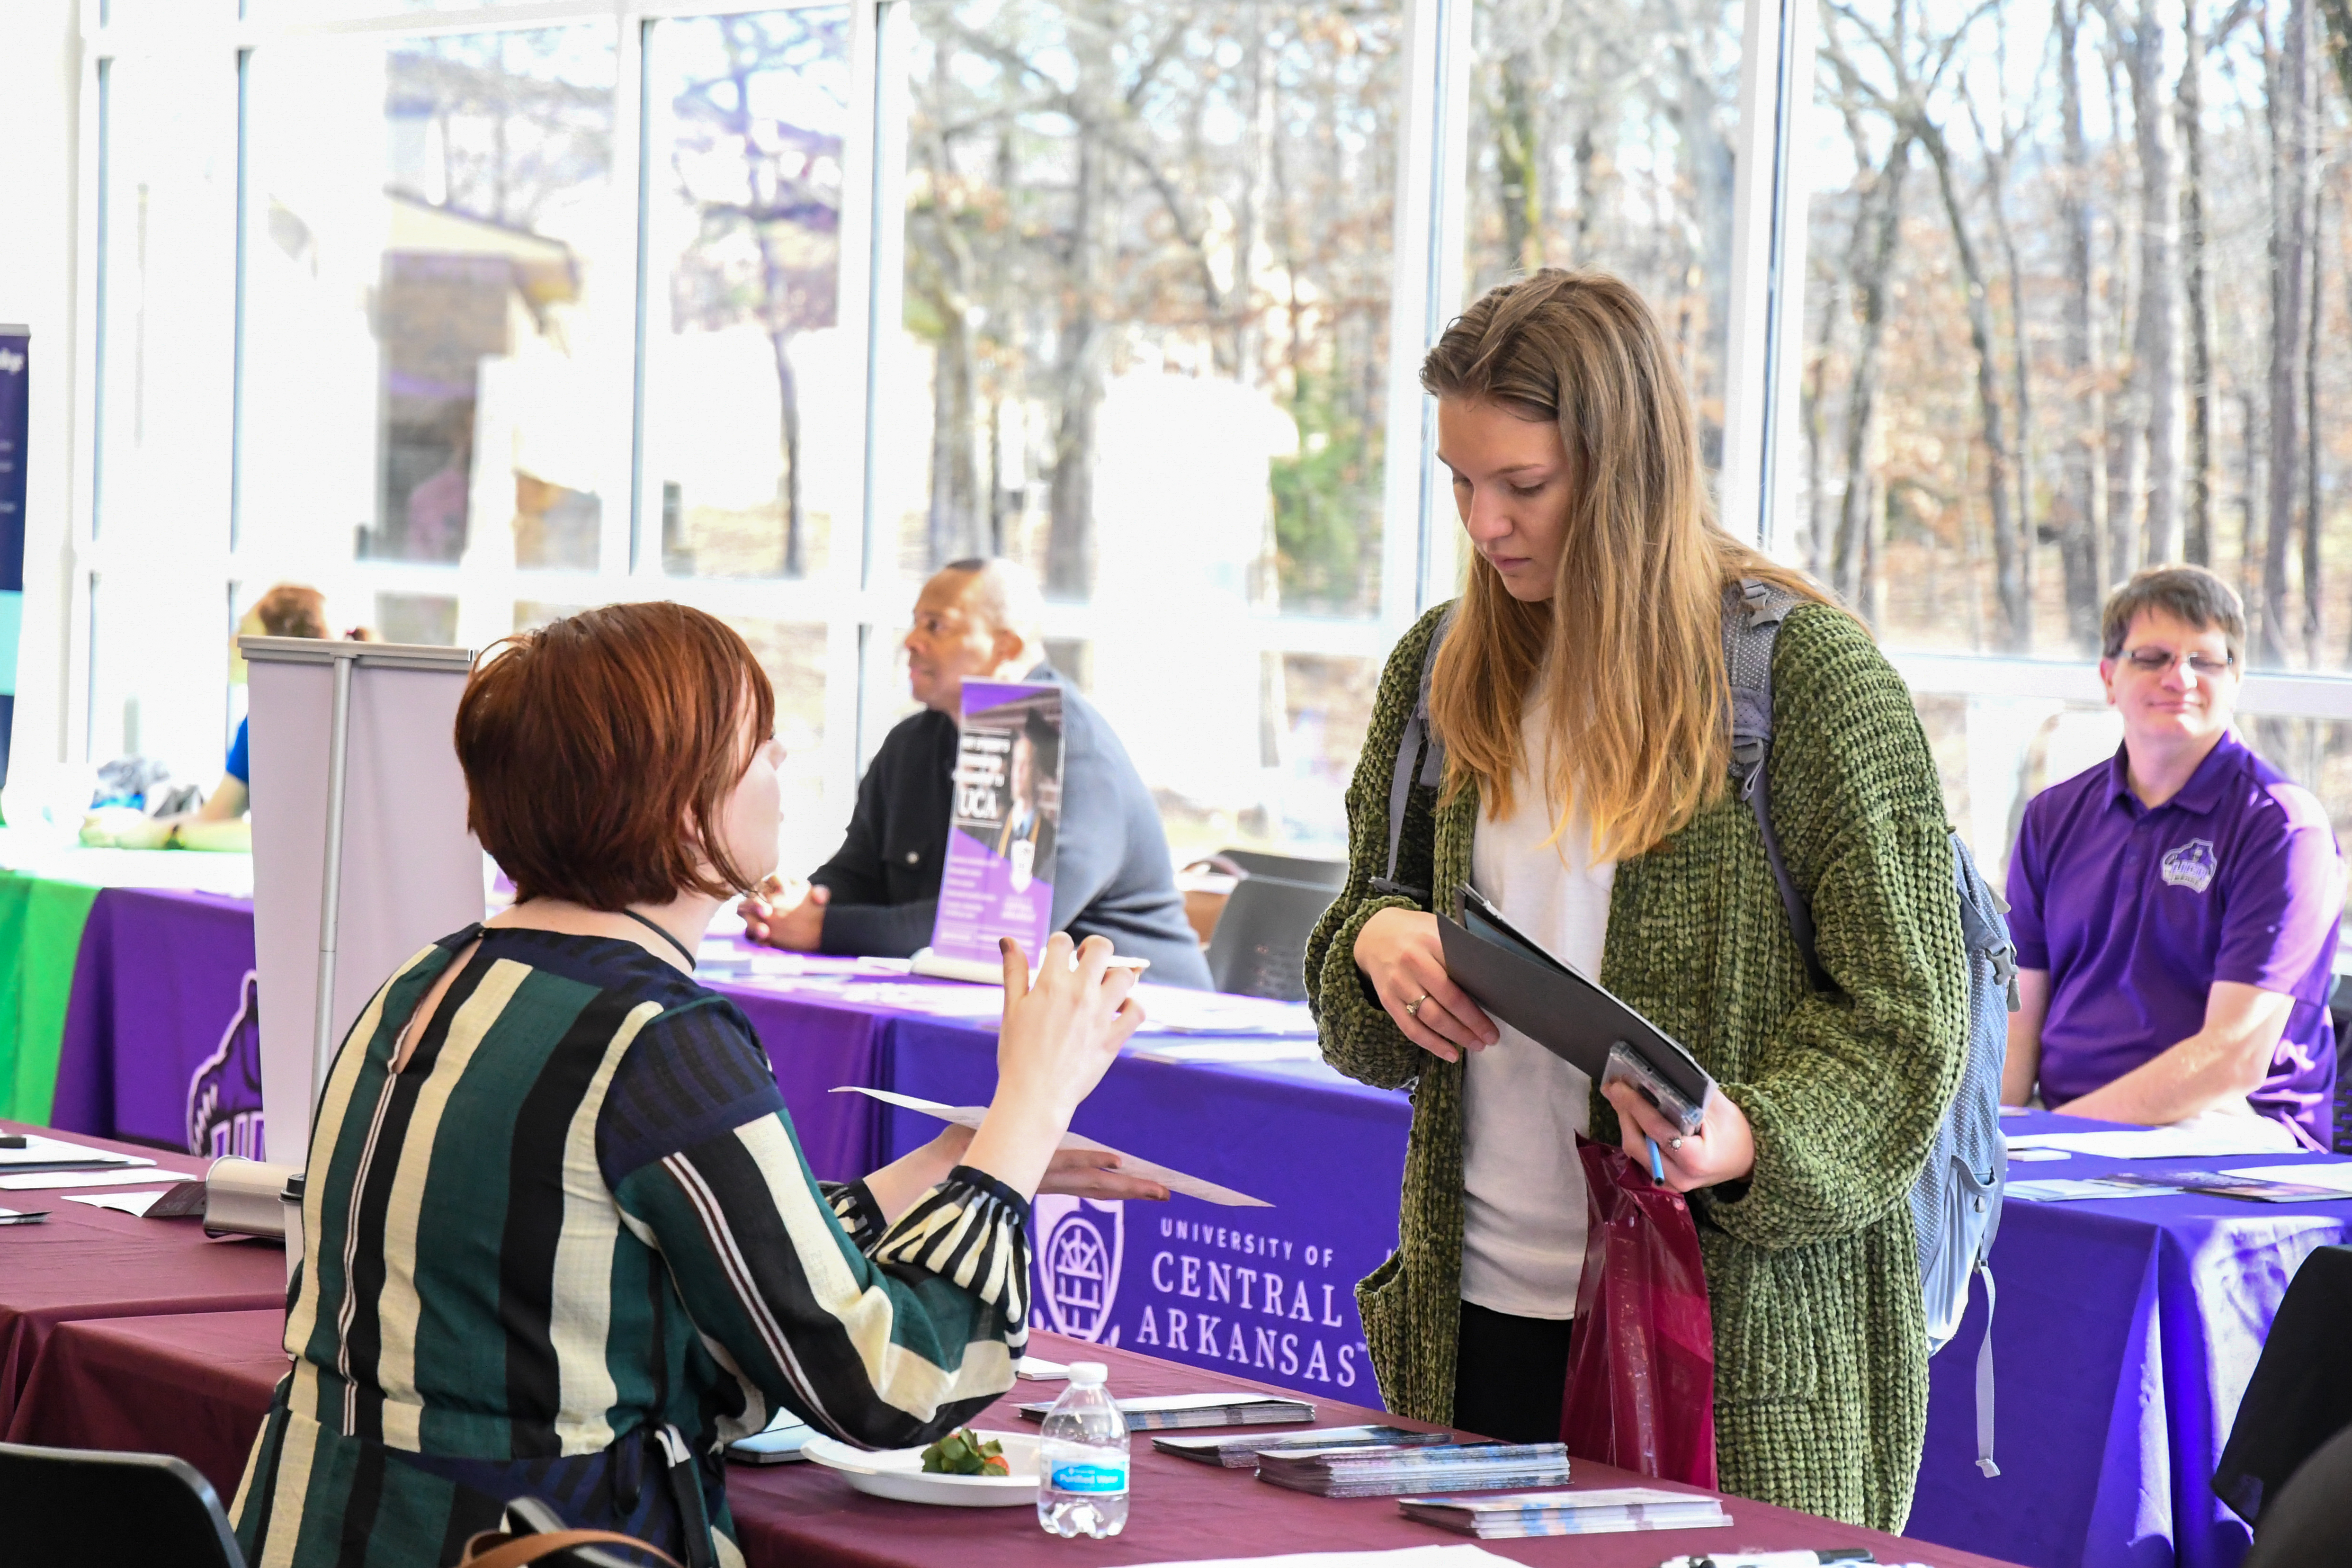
1405, 992, 1431, 1018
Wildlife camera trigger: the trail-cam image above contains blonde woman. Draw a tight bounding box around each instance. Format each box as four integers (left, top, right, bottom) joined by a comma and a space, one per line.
1307, 270, 1967, 1531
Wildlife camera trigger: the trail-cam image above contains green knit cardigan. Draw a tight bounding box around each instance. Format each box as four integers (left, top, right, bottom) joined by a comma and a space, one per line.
1306, 600, 1967, 1532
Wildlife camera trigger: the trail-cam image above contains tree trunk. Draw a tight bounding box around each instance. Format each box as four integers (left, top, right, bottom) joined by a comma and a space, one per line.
1046, 26, 1109, 600
2181, 0, 2218, 565
1919, 121, 2029, 650
2057, 0, 2112, 646
1495, 52, 1544, 273
2304, 183, 2324, 662
2263, 0, 2315, 666
1804, 269, 1841, 583
772, 331, 805, 578
1836, 135, 1913, 616
926, 305, 980, 569
1983, 94, 2039, 643
2127, 0, 2185, 563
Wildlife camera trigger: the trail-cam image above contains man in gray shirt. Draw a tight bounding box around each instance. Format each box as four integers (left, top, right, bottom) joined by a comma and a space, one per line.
740, 558, 1212, 988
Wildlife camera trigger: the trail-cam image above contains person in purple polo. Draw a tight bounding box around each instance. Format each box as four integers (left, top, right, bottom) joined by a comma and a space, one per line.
2005, 565, 2343, 1150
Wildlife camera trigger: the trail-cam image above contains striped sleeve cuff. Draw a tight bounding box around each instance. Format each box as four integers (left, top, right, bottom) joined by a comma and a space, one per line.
820, 1180, 887, 1251
869, 1165, 1032, 1331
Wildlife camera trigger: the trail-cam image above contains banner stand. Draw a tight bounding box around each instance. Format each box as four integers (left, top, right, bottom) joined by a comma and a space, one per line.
240, 635, 480, 1279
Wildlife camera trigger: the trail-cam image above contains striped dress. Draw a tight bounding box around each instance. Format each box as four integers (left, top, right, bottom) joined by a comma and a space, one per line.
231, 925, 1031, 1568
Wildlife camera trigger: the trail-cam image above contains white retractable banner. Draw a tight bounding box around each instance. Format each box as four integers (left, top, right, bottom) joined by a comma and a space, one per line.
241, 637, 480, 1179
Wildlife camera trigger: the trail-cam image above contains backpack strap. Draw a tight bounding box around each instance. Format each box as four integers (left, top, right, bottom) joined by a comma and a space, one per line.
1370, 605, 1457, 903
1722, 579, 1837, 995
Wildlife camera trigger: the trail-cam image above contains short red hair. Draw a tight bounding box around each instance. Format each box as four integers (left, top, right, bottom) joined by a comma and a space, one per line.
456, 602, 777, 910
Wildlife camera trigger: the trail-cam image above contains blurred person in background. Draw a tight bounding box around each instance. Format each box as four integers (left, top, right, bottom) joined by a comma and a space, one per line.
741, 557, 1212, 988
2003, 566, 2343, 1149
194, 583, 370, 823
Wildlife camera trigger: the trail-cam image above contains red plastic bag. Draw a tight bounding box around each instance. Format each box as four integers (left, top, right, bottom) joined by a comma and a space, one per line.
1558, 1135, 1717, 1488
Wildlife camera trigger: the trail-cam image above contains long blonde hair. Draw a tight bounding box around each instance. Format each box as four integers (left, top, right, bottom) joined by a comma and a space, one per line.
1422, 269, 1834, 861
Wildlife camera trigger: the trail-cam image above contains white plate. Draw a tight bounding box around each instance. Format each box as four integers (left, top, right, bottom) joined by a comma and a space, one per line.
801, 1430, 1040, 1508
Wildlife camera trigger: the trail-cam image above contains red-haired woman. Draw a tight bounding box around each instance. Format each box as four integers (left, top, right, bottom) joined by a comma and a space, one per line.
232, 601, 1159, 1568
1308, 271, 1967, 1530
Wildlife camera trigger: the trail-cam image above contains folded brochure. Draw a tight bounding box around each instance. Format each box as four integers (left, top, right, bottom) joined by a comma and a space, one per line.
1397, 1487, 1732, 1539
1015, 1390, 1314, 1431
1256, 1443, 1571, 1498
831, 1086, 1270, 1207
1155, 1425, 1453, 1468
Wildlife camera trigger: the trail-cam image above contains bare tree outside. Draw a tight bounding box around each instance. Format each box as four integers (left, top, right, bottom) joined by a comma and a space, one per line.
1467, 0, 1743, 466
900, 0, 1402, 616
1800, 0, 2352, 668
657, 10, 850, 580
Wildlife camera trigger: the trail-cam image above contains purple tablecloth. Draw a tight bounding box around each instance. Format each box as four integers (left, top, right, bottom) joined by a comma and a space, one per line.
1913, 1114, 2352, 1568
43, 890, 2352, 1568
880, 1012, 1407, 1398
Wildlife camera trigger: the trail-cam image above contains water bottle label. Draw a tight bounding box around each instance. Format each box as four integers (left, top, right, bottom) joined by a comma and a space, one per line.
1049, 1461, 1127, 1494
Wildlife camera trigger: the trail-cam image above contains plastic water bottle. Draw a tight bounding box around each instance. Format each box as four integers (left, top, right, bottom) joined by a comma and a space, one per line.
1036, 1361, 1129, 1538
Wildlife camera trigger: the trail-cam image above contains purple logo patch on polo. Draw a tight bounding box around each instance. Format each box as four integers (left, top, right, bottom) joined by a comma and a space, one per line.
2161, 839, 2218, 893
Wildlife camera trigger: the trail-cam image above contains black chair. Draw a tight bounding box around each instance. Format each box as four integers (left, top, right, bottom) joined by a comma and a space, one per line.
1204, 875, 1336, 1002
2213, 1246, 2352, 1529
1206, 848, 1347, 890
0, 1440, 246, 1568
2243, 1422, 2352, 1568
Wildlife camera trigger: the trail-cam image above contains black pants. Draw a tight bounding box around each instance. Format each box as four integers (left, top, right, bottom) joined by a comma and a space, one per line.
1451, 1300, 1574, 1444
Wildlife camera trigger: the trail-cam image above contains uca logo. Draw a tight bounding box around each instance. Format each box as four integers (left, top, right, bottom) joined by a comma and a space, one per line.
187, 968, 267, 1159
1032, 1195, 1124, 1344
2161, 839, 2218, 894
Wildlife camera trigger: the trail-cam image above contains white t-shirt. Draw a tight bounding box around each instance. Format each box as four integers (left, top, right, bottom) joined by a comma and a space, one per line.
1459, 704, 1615, 1320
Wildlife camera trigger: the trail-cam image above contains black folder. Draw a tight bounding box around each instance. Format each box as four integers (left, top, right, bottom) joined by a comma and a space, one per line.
1436, 885, 1715, 1134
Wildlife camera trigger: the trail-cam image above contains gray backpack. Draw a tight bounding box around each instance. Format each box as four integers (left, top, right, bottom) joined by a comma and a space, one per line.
1374, 582, 2014, 1478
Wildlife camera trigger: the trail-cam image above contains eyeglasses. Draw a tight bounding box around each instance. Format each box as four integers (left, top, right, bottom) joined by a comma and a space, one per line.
2121, 647, 2235, 677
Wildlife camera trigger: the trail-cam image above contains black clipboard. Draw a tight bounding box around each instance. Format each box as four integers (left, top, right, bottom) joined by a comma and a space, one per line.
1436, 884, 1715, 1134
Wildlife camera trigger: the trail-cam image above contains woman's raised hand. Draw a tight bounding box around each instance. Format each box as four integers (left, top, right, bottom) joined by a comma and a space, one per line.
996, 933, 1143, 1117
1351, 907, 1498, 1063
959, 933, 1145, 1198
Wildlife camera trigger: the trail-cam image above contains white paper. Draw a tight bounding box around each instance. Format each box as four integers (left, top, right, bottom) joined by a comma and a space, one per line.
2006, 1148, 2071, 1163
2218, 1162, 2352, 1193
1130, 1039, 1324, 1066
832, 1086, 1271, 1207
1131, 985, 1320, 1039
0, 1134, 153, 1170
1013, 1357, 1070, 1381
2005, 1125, 2299, 1160
63, 1189, 173, 1216
2006, 1178, 2181, 1202
0, 1166, 191, 1190
1125, 1548, 1521, 1568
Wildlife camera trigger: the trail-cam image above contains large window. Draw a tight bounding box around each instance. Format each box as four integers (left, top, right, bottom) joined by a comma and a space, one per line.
1466, 0, 1742, 465
1801, 0, 2352, 885
887, 0, 1406, 856
57, 0, 2352, 903
645, 9, 852, 581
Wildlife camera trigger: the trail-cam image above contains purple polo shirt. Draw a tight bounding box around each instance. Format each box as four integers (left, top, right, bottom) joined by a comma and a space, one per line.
2007, 731, 2342, 1145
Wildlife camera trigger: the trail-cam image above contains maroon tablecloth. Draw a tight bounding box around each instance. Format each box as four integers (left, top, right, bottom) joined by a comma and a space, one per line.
0, 1120, 285, 1432
5, 1308, 288, 1501
7, 1302, 2020, 1568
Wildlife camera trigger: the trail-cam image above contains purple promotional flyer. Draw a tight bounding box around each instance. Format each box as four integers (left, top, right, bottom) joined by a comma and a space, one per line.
927, 680, 1064, 966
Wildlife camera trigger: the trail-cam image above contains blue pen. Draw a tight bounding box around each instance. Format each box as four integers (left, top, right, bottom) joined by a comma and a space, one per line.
1646, 1136, 1665, 1182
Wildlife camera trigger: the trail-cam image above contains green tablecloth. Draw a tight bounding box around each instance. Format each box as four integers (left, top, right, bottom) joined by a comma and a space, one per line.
0, 870, 101, 1122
